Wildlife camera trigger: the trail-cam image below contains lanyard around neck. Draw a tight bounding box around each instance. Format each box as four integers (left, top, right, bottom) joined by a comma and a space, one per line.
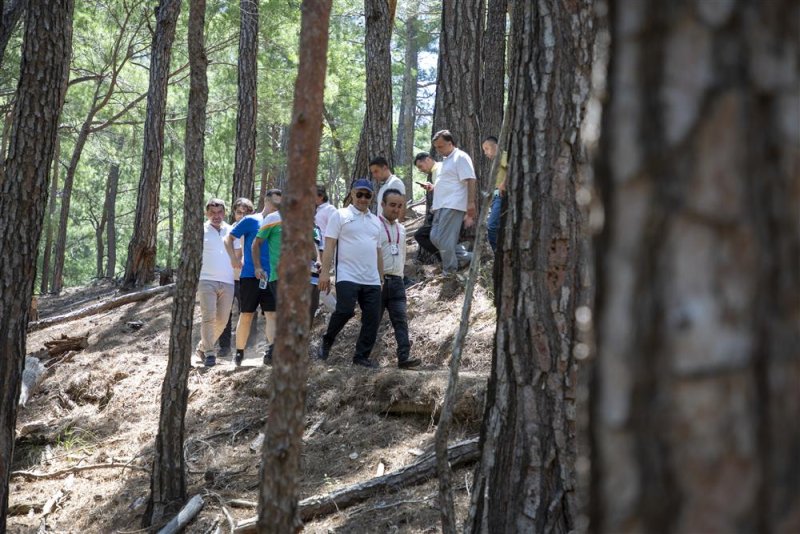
378, 216, 399, 245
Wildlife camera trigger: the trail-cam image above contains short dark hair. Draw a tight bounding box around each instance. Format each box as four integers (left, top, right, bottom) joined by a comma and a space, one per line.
266, 188, 282, 197
413, 152, 431, 164
382, 188, 404, 203
316, 185, 329, 203
483, 135, 499, 144
233, 197, 254, 212
369, 156, 389, 168
432, 129, 454, 144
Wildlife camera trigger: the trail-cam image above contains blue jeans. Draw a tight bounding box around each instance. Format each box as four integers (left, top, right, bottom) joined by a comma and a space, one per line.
381, 275, 411, 361
323, 281, 382, 361
487, 192, 503, 252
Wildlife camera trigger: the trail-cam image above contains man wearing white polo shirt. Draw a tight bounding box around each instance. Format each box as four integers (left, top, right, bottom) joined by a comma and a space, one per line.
369, 156, 405, 219
420, 129, 476, 273
197, 199, 235, 367
317, 179, 384, 368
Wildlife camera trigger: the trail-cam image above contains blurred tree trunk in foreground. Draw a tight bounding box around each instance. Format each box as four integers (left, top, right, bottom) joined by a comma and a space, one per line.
591, 1, 800, 532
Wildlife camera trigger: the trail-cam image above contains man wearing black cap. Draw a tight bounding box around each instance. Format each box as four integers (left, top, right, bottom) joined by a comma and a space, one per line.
317, 179, 384, 368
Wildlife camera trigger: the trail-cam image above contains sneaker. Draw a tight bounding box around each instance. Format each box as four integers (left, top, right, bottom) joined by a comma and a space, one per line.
398, 357, 422, 369
204, 353, 216, 367
352, 358, 378, 369
316, 340, 332, 361
234, 349, 244, 367
263, 345, 273, 365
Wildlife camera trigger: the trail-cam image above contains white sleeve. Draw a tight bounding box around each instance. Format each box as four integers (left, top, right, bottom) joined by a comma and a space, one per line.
457, 152, 476, 180
325, 210, 343, 240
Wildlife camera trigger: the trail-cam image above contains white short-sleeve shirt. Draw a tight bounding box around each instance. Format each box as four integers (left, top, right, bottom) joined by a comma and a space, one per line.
431, 147, 476, 212
325, 205, 382, 286
378, 216, 406, 277
315, 202, 338, 239
200, 221, 235, 283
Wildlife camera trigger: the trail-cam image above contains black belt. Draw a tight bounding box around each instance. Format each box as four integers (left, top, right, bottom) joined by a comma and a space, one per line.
384, 274, 402, 279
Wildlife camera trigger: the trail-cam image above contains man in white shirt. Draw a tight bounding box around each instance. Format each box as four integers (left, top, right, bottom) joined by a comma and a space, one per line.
379, 189, 421, 369
317, 179, 384, 368
197, 199, 235, 367
315, 185, 338, 239
412, 152, 442, 262
369, 156, 405, 219
420, 130, 476, 273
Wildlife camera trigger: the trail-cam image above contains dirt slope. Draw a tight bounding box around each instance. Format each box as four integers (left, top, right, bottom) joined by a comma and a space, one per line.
10, 221, 496, 533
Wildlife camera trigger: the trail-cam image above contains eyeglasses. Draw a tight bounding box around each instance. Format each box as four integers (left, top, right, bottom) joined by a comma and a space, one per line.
355, 191, 373, 199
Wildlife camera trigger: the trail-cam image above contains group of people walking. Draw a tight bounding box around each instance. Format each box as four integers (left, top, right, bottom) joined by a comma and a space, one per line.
194, 129, 504, 370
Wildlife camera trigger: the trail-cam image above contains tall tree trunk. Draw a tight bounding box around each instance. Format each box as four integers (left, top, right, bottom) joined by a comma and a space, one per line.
96, 157, 120, 279
104, 148, 120, 279
350, 0, 396, 180
143, 0, 206, 525
257, 0, 331, 530
166, 154, 175, 270
232, 0, 258, 203
40, 134, 60, 294
590, 1, 800, 532
123, 0, 181, 289
479, 0, 507, 181
96, 196, 106, 279
467, 1, 594, 532
0, 0, 73, 527
431, 0, 483, 186
51, 122, 91, 293
394, 1, 419, 195
0, 0, 24, 68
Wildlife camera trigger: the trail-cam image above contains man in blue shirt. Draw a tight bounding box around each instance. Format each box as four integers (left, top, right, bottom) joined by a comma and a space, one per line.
225, 189, 280, 366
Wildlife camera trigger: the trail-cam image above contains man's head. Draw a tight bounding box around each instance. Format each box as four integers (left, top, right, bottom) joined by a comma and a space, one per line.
205, 198, 226, 229
414, 152, 435, 174
482, 135, 499, 160
233, 197, 254, 222
368, 156, 391, 182
349, 178, 374, 213
316, 185, 328, 206
381, 188, 404, 223
432, 129, 455, 158
265, 188, 282, 213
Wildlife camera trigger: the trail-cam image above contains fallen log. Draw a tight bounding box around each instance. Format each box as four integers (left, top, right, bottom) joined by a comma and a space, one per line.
233, 437, 480, 532
11, 462, 148, 480
157, 494, 204, 534
43, 334, 89, 357
28, 284, 175, 332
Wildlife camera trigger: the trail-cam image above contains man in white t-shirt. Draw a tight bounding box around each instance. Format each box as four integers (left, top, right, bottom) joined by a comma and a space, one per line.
197, 199, 235, 367
317, 179, 384, 368
315, 185, 338, 239
379, 189, 421, 369
369, 156, 406, 219
419, 129, 476, 273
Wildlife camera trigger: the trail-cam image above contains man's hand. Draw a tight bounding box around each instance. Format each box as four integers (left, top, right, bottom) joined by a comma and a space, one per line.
319, 272, 331, 294
465, 203, 477, 227
255, 267, 266, 280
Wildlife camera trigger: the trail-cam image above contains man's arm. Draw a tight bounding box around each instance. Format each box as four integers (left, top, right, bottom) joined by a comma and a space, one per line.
252, 236, 266, 279
465, 179, 477, 227
377, 247, 384, 283
318, 237, 337, 294
224, 234, 241, 269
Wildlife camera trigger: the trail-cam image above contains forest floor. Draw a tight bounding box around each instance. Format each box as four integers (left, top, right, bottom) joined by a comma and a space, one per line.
9, 210, 498, 533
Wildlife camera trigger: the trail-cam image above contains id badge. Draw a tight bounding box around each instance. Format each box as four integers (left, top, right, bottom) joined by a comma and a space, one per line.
390, 244, 399, 255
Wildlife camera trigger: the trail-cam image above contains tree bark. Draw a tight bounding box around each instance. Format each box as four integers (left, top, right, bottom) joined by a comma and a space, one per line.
431, 0, 483, 186
122, 0, 181, 289
143, 0, 206, 525
166, 153, 175, 270
0, 0, 73, 528
104, 144, 120, 279
256, 0, 331, 531
467, 1, 594, 532
39, 135, 60, 294
350, 0, 396, 181
231, 0, 258, 204
590, 1, 800, 532
393, 1, 419, 194
479, 0, 507, 181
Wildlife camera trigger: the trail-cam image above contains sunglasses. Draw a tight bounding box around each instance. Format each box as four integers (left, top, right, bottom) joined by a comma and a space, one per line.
354, 191, 373, 199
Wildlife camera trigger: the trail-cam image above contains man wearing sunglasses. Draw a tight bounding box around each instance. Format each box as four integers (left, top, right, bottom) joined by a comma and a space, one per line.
317, 179, 384, 368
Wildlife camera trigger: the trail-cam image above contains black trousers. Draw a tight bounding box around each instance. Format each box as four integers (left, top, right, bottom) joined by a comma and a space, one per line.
322, 281, 381, 361
414, 223, 441, 262
381, 275, 410, 361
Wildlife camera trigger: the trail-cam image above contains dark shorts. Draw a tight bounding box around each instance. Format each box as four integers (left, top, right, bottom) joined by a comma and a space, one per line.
266, 280, 278, 312
240, 277, 276, 313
